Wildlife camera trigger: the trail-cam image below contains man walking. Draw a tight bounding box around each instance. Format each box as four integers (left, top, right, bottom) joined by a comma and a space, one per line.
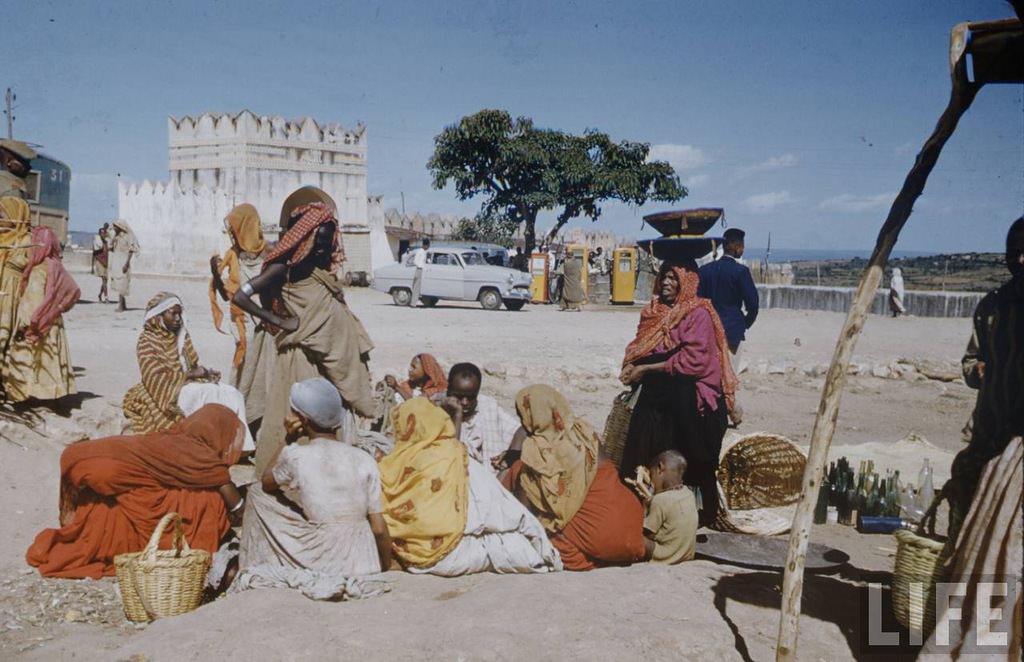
409, 238, 429, 307
698, 227, 759, 425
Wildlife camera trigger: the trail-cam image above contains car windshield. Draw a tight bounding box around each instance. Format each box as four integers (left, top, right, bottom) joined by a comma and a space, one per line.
461, 251, 486, 265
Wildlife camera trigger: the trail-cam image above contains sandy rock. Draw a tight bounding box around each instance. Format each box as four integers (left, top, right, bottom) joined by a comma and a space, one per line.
481, 363, 507, 379
870, 364, 891, 379
767, 363, 786, 375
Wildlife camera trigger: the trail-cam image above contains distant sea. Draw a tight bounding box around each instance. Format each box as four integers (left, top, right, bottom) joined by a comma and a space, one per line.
747, 247, 945, 263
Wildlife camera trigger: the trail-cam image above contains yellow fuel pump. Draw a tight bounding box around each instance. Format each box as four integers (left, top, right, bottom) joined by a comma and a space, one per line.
611, 247, 637, 304
529, 252, 549, 303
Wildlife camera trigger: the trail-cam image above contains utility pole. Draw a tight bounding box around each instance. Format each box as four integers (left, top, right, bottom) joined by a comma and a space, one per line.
4, 88, 15, 139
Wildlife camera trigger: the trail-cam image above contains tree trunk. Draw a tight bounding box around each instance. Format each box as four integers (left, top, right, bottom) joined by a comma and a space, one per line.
523, 211, 538, 255
774, 64, 979, 662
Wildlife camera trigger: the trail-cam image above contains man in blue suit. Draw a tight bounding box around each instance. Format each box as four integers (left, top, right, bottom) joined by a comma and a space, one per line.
698, 227, 759, 425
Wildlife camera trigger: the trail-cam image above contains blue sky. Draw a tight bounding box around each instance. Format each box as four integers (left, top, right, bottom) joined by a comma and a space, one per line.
9, 0, 1023, 253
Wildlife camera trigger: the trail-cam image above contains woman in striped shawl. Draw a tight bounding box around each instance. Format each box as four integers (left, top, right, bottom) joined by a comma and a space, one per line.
122, 292, 254, 452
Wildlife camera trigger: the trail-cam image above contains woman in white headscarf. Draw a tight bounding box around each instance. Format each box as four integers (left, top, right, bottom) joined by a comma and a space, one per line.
889, 267, 906, 317
108, 219, 139, 312
122, 292, 253, 452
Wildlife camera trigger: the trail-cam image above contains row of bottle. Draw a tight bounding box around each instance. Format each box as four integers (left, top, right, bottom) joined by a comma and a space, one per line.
813, 457, 934, 526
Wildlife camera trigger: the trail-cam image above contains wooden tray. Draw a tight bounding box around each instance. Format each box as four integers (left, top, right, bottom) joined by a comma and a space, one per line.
695, 532, 849, 572
642, 208, 724, 236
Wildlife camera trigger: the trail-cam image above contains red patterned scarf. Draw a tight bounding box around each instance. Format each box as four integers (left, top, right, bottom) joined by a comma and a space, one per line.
622, 261, 738, 411
19, 226, 81, 342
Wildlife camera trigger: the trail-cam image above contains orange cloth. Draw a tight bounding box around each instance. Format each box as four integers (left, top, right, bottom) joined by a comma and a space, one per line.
505, 459, 645, 571
26, 405, 244, 579
622, 261, 738, 412
396, 353, 448, 400
210, 204, 266, 368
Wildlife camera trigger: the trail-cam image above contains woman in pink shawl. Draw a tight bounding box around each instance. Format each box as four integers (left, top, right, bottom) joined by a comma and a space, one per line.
2, 226, 80, 402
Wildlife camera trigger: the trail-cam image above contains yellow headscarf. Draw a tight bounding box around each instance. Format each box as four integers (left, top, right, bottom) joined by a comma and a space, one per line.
514, 384, 600, 533
378, 398, 468, 569
0, 196, 31, 276
209, 204, 265, 368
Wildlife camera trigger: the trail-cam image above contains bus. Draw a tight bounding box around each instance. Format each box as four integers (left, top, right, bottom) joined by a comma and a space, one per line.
23, 152, 71, 244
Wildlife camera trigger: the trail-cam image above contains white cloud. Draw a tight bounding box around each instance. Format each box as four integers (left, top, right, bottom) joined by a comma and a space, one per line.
683, 173, 709, 188
736, 153, 798, 178
742, 190, 795, 213
818, 192, 893, 213
648, 143, 708, 171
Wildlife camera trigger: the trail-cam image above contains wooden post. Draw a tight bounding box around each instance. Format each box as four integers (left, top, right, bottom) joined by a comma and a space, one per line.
774, 60, 979, 661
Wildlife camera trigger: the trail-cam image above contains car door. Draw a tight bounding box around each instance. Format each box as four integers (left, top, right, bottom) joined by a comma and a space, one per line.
422, 251, 464, 299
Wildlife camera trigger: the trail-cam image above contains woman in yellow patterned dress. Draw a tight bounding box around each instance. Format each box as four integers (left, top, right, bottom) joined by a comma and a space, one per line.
3, 224, 80, 402
0, 196, 34, 400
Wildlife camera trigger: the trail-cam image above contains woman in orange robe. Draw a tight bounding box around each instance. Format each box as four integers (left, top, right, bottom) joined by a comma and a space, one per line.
27, 404, 245, 579
502, 384, 645, 571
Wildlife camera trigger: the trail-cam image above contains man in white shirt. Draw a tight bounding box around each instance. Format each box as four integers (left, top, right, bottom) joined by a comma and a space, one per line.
409, 238, 429, 307
444, 362, 524, 472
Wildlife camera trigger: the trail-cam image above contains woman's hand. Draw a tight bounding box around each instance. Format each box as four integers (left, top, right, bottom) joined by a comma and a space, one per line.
620, 364, 643, 385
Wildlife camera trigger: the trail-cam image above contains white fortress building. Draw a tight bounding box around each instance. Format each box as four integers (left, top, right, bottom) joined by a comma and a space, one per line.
118, 110, 392, 276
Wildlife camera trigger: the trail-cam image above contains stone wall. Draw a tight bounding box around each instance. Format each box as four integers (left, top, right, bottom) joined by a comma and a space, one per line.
756, 284, 983, 318
119, 110, 376, 278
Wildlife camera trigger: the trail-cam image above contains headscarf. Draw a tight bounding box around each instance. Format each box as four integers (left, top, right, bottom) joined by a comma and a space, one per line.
0, 196, 31, 278
396, 353, 448, 400
289, 377, 343, 431
111, 219, 140, 253
18, 226, 81, 341
261, 202, 343, 272
143, 292, 190, 370
58, 404, 244, 524
378, 398, 468, 569
622, 261, 738, 412
514, 384, 600, 533
209, 204, 265, 368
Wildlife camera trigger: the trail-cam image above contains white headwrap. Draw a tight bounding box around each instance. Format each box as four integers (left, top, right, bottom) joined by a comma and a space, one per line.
289, 378, 343, 431
143, 293, 189, 370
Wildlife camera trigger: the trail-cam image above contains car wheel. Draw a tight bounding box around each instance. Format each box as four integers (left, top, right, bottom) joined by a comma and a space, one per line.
503, 299, 525, 311
391, 288, 412, 306
420, 296, 439, 307
478, 288, 502, 311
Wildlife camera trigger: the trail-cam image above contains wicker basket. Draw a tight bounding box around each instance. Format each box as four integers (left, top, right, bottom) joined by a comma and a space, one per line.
114, 512, 211, 622
891, 498, 948, 636
717, 433, 806, 511
601, 388, 640, 469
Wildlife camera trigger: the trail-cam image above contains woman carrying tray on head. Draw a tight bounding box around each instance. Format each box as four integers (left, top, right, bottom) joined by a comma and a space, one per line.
618, 259, 737, 527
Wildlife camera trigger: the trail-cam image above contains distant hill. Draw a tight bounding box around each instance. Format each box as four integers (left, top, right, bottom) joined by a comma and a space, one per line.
789, 252, 1006, 293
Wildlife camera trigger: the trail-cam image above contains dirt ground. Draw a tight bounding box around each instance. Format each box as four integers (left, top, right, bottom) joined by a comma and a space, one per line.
0, 273, 976, 661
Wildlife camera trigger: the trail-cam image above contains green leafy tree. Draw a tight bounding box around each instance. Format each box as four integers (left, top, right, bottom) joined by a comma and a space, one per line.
428, 109, 685, 254
450, 211, 518, 247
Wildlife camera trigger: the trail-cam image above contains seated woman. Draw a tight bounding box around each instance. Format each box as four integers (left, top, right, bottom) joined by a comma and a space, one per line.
239, 378, 392, 592
384, 353, 447, 401
123, 292, 254, 452
3, 224, 80, 403
379, 397, 561, 576
500, 384, 646, 571
26, 404, 245, 578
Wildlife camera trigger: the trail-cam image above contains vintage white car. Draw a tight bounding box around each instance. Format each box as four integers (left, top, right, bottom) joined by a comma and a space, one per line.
372, 246, 532, 310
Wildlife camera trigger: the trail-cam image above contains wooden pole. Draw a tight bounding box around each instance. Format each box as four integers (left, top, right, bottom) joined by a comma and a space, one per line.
774, 60, 979, 661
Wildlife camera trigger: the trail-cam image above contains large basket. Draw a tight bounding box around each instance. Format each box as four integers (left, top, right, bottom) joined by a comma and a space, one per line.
601, 388, 639, 469
891, 498, 948, 636
717, 433, 806, 510
114, 512, 211, 622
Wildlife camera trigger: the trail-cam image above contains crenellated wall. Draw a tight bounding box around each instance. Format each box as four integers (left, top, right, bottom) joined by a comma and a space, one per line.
119, 110, 373, 277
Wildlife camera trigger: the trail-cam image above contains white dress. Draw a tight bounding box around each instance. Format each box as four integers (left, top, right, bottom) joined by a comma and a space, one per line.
240, 438, 383, 579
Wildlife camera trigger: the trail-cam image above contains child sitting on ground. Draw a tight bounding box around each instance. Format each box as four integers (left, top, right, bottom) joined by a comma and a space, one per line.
640, 450, 699, 564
